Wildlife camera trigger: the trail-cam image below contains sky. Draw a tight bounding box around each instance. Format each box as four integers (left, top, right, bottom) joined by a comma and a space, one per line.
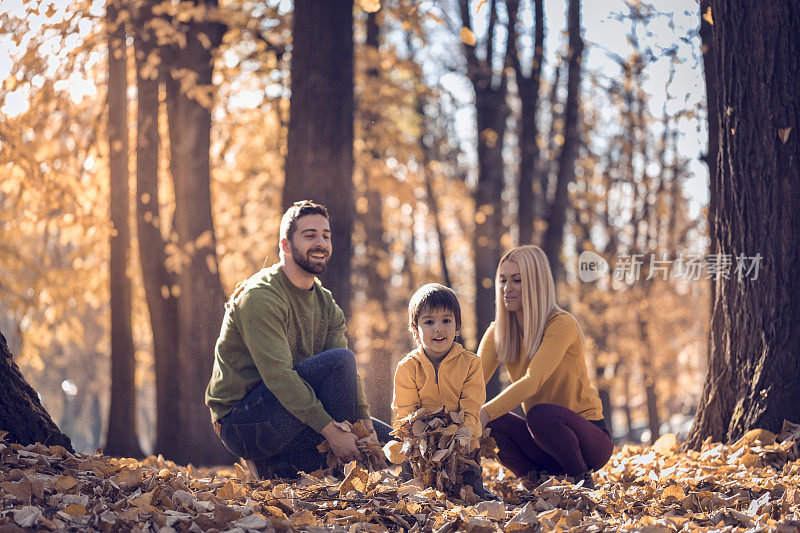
424, 0, 709, 216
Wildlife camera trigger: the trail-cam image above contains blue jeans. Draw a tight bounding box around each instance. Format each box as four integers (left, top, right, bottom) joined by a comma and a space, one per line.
218, 348, 392, 475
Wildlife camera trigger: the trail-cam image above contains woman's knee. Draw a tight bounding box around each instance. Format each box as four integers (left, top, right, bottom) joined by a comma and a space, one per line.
526, 403, 564, 429
487, 412, 525, 435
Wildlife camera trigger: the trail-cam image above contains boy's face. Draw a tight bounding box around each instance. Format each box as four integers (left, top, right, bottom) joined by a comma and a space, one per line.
415, 307, 460, 361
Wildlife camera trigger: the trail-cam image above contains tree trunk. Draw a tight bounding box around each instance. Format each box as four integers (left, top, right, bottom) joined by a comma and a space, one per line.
163, 1, 231, 465
458, 0, 511, 400
542, 0, 583, 284
640, 318, 660, 444
362, 189, 393, 422
0, 332, 74, 452
424, 173, 452, 288
418, 96, 453, 288
133, 0, 181, 459
358, 10, 393, 424
621, 365, 634, 441
699, 0, 719, 257
283, 0, 355, 319
644, 377, 660, 444
105, 1, 143, 458
687, 0, 800, 448
509, 0, 544, 246
539, 59, 562, 232
699, 0, 723, 406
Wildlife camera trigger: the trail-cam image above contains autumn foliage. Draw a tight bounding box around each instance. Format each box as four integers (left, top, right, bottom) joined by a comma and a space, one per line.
2, 424, 800, 531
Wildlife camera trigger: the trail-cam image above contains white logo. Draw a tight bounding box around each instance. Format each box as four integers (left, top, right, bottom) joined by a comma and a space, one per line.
578, 251, 609, 282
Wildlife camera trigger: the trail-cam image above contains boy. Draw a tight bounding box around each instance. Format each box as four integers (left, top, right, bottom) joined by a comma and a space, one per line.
392, 283, 491, 498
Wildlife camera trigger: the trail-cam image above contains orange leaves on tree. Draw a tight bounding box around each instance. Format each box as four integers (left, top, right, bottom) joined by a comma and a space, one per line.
360, 0, 381, 13
702, 6, 713, 25
460, 26, 477, 46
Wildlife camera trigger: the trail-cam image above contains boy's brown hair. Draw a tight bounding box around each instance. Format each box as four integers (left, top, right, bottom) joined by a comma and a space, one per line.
408, 283, 462, 342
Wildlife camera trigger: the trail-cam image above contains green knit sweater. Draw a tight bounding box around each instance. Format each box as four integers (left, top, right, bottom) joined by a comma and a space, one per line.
205, 264, 370, 431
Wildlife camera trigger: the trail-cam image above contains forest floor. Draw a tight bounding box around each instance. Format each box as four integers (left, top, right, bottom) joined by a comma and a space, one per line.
1, 428, 799, 532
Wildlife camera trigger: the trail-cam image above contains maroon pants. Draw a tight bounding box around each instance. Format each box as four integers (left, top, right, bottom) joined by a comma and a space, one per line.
486, 403, 614, 477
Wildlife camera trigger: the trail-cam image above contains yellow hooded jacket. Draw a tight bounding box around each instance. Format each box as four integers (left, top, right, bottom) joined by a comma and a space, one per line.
392, 342, 485, 450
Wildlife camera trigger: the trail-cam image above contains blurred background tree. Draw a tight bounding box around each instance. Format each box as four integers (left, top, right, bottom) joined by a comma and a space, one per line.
1, 0, 721, 461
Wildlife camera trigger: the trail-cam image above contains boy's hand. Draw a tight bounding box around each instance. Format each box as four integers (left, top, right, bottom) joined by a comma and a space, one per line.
321, 421, 361, 461
479, 407, 490, 429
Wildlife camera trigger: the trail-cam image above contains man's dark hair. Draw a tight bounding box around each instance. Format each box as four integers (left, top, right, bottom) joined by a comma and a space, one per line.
279, 200, 329, 243
408, 283, 462, 337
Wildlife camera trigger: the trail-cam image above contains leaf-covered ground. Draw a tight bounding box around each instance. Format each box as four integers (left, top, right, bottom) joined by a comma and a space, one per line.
1, 427, 799, 532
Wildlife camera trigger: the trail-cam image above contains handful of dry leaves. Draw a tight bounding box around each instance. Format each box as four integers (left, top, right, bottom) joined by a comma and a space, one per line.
389, 408, 486, 502
316, 420, 388, 472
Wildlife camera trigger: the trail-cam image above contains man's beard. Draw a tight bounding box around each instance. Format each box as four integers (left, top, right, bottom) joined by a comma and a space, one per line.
290, 241, 330, 275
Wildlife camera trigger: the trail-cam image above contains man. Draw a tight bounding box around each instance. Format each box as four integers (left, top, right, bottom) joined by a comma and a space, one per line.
205, 200, 391, 479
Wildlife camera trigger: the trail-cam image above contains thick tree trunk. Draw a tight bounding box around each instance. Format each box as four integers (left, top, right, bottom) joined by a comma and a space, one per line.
509, 0, 544, 246
542, 0, 583, 284
687, 0, 800, 448
164, 1, 231, 465
0, 332, 74, 452
283, 0, 355, 319
133, 0, 181, 459
105, 2, 143, 458
699, 0, 723, 403
699, 0, 719, 257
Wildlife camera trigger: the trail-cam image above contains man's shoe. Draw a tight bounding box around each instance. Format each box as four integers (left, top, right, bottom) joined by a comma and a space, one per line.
245, 456, 298, 480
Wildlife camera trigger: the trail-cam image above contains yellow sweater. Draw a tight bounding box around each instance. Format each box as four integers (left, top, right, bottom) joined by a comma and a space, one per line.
392, 342, 485, 449
478, 311, 603, 423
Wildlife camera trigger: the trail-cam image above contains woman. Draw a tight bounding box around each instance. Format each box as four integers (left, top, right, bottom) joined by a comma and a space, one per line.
478, 245, 613, 487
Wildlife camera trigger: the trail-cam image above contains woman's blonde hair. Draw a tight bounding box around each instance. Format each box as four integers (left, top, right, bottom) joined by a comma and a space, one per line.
494, 245, 562, 363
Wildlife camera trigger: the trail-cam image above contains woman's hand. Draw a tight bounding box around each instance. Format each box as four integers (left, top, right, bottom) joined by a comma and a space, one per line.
479, 407, 490, 429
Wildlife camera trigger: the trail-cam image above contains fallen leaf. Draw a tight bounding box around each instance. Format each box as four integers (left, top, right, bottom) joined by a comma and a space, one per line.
63, 503, 86, 517
291, 509, 318, 527
652, 433, 678, 454
54, 475, 78, 492
339, 463, 369, 494
661, 484, 685, 501
383, 440, 405, 464
13, 506, 42, 528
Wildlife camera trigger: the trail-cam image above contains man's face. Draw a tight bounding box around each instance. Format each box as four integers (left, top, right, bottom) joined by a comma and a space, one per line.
286, 214, 332, 275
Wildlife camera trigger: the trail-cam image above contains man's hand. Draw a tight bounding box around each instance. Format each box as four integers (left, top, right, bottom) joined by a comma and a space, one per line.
359, 418, 379, 446
479, 407, 490, 429
321, 421, 361, 461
